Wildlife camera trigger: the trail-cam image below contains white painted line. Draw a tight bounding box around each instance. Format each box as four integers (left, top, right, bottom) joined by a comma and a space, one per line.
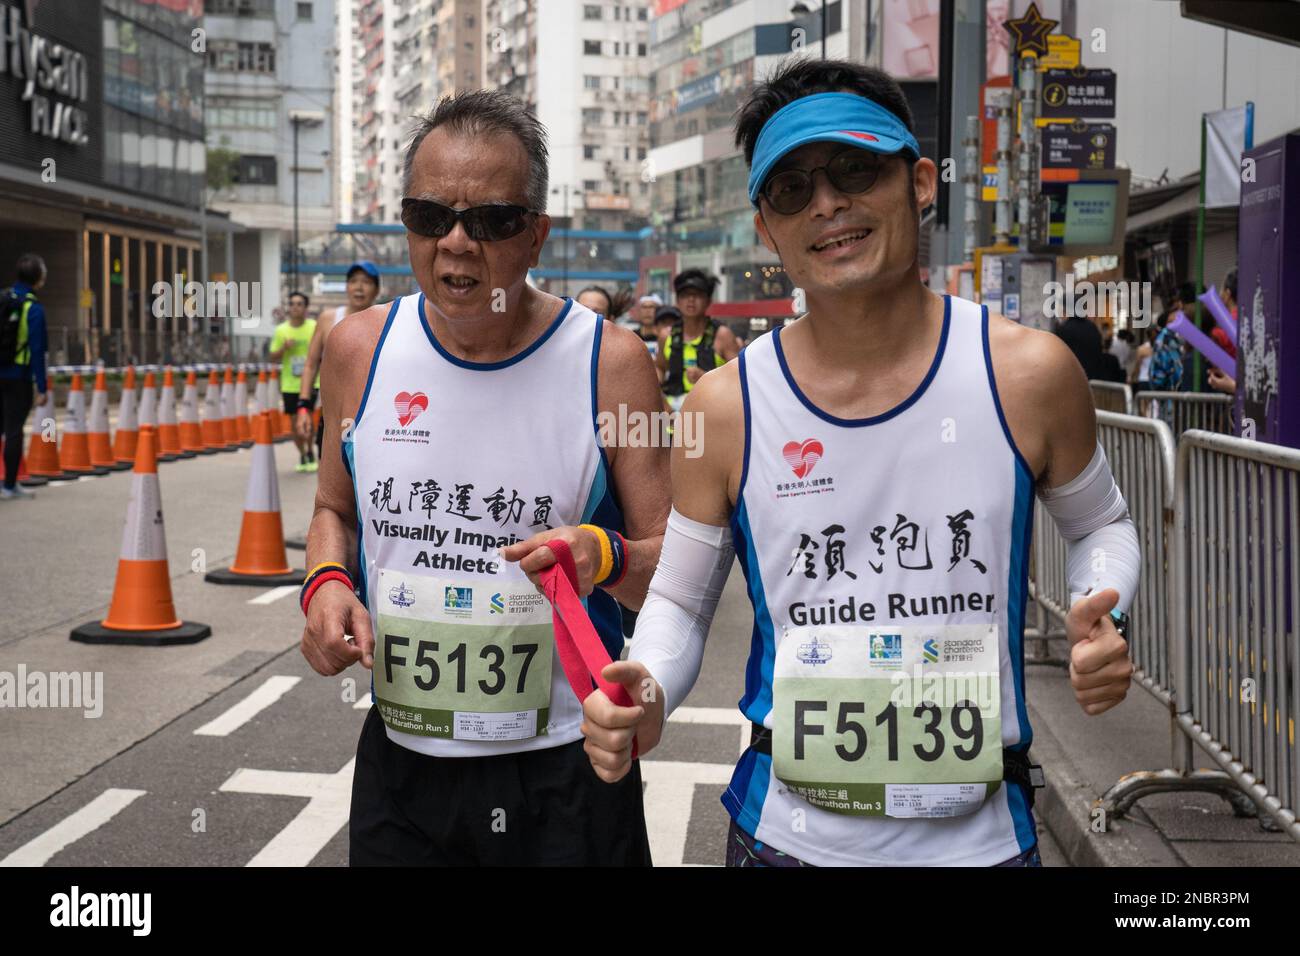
248, 585, 299, 606
669, 706, 746, 725
194, 675, 301, 737
0, 788, 147, 867
220, 759, 355, 867
638, 760, 734, 867
669, 706, 750, 756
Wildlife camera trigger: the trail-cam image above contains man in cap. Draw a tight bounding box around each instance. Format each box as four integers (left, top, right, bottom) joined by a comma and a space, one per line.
297, 260, 383, 461
582, 58, 1140, 867
655, 268, 741, 410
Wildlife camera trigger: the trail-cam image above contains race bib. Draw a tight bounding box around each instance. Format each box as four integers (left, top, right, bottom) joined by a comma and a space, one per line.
290, 356, 306, 377
375, 569, 554, 741
772, 624, 1002, 818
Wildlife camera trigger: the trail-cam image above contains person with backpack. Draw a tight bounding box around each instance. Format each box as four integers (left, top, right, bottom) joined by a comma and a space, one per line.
0, 254, 49, 500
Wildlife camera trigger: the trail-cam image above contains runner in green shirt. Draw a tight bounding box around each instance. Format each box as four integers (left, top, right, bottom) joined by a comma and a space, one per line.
269, 291, 318, 472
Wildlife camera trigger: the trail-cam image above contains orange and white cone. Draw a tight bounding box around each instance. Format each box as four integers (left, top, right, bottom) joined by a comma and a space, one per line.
251, 367, 266, 419
220, 365, 240, 448
270, 368, 291, 437
201, 368, 228, 452
233, 366, 253, 446
1, 435, 49, 486
71, 425, 211, 645
156, 367, 186, 460
60, 372, 109, 476
178, 368, 207, 455
88, 368, 127, 471
26, 376, 73, 480
113, 366, 140, 464
205, 411, 303, 586
137, 368, 158, 430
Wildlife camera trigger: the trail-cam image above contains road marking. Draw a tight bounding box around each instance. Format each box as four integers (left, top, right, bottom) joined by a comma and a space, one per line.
670, 706, 750, 756
639, 760, 734, 867
248, 585, 299, 606
0, 788, 146, 867
220, 759, 354, 867
194, 676, 301, 736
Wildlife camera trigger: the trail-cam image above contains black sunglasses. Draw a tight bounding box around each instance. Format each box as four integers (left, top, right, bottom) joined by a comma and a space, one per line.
400, 198, 538, 241
761, 148, 884, 216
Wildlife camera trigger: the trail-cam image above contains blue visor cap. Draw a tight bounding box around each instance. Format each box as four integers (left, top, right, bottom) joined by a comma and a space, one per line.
348, 260, 380, 281
747, 92, 922, 206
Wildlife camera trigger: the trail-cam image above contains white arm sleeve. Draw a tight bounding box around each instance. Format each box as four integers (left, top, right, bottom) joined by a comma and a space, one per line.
626, 508, 734, 717
1038, 443, 1141, 612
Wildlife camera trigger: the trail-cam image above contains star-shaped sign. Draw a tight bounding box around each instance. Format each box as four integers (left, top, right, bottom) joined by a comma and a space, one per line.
1003, 2, 1058, 58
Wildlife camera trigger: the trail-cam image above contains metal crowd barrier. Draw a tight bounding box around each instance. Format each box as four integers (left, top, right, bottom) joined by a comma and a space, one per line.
1173, 431, 1300, 838
1025, 410, 1176, 678
1089, 380, 1132, 415
1134, 390, 1233, 437
1094, 429, 1300, 838
1096, 410, 1177, 703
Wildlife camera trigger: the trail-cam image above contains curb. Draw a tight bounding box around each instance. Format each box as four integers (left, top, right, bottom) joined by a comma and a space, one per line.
1026, 696, 1185, 867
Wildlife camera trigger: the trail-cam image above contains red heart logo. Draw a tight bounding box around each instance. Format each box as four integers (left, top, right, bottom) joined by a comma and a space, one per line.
394, 391, 429, 427
781, 439, 823, 479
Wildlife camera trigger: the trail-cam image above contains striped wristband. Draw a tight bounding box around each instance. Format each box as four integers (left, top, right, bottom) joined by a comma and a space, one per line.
579, 524, 614, 584
300, 562, 354, 615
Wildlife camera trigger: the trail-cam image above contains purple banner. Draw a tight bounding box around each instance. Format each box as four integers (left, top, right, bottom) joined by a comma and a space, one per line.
1235, 132, 1300, 448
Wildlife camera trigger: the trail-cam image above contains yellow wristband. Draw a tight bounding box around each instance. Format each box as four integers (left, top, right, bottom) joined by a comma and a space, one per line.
305, 560, 347, 582
579, 524, 614, 584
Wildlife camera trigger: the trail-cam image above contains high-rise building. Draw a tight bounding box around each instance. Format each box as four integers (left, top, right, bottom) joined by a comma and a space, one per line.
483, 0, 653, 296
353, 0, 481, 224
204, 0, 337, 303
646, 0, 869, 303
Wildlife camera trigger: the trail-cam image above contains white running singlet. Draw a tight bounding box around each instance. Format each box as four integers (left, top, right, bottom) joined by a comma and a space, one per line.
345, 293, 626, 757
724, 295, 1038, 865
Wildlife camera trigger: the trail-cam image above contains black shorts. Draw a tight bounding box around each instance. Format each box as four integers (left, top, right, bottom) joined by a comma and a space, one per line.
282, 391, 316, 416
349, 705, 653, 866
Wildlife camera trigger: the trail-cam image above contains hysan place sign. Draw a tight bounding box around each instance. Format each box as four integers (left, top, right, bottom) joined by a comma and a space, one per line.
0, 1, 90, 146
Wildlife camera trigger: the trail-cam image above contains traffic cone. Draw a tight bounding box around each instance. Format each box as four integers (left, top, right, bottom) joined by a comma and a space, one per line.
88, 368, 128, 471
220, 365, 240, 448
205, 411, 304, 586
178, 368, 208, 455
70, 425, 211, 645
25, 376, 74, 480
156, 367, 187, 460
60, 372, 109, 476
201, 368, 228, 452
1, 435, 48, 487
113, 366, 140, 464
251, 367, 266, 420
233, 367, 253, 446
270, 369, 291, 437
138, 368, 158, 431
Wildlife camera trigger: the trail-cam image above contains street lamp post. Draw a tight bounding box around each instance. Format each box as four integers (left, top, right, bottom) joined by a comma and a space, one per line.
551, 183, 571, 293
790, 1, 827, 59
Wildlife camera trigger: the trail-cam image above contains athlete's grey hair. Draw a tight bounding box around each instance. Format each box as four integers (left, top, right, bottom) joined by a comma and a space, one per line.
402, 89, 549, 212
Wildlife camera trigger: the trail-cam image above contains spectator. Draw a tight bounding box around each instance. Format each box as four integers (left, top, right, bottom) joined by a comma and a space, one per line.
0, 254, 49, 499
1053, 312, 1105, 381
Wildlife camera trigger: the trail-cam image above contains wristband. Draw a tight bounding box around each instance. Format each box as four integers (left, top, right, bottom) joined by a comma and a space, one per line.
579, 524, 614, 584
300, 571, 353, 615
604, 530, 628, 588
306, 560, 348, 580
300, 561, 354, 615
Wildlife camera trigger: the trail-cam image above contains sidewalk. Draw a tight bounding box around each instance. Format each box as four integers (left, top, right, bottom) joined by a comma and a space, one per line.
1025, 646, 1300, 866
